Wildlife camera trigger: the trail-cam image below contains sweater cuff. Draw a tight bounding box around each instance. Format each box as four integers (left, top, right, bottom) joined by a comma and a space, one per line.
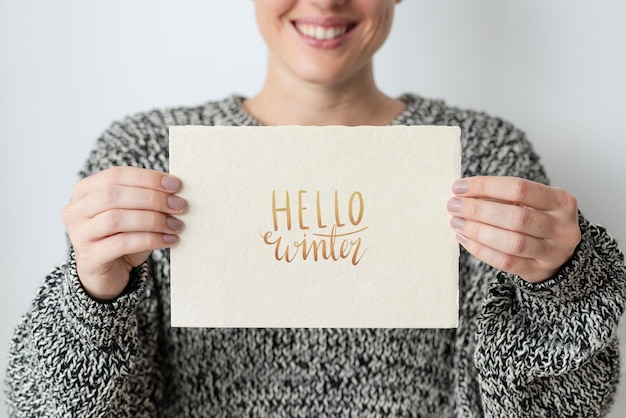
60, 250, 148, 350
504, 214, 624, 327
476, 214, 626, 379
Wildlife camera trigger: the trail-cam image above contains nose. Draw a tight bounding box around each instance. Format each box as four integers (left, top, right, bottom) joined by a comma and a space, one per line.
309, 0, 346, 9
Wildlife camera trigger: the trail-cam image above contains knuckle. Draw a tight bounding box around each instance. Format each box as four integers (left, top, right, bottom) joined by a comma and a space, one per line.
511, 207, 531, 230
566, 193, 578, 209
143, 232, 161, 249
147, 212, 162, 230
509, 236, 526, 255
72, 177, 90, 196
147, 191, 160, 208
473, 225, 486, 245
564, 193, 578, 211
61, 204, 74, 225
510, 178, 529, 202
498, 254, 515, 273
102, 185, 119, 206
554, 187, 578, 211
466, 199, 479, 218
105, 166, 125, 183
104, 210, 121, 232
111, 234, 128, 254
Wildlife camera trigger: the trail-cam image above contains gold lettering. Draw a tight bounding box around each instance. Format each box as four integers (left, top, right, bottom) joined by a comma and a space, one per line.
298, 190, 309, 230
334, 190, 345, 227
272, 190, 291, 231
262, 231, 296, 262
316, 191, 327, 229
350, 238, 366, 266
348, 192, 364, 226
264, 190, 367, 265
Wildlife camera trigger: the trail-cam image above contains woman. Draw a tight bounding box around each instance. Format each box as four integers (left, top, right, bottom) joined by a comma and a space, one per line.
6, 0, 625, 416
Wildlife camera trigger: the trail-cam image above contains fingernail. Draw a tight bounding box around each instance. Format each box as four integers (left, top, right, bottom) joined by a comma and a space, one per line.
167, 196, 186, 211
455, 232, 468, 245
163, 234, 179, 244
447, 198, 463, 213
450, 217, 465, 230
166, 217, 184, 231
452, 180, 468, 195
162, 175, 181, 191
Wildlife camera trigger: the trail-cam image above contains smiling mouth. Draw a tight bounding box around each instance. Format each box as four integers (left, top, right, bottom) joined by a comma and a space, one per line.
293, 22, 357, 41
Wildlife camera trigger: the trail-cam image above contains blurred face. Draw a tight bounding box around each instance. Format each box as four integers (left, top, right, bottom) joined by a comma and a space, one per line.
254, 0, 399, 87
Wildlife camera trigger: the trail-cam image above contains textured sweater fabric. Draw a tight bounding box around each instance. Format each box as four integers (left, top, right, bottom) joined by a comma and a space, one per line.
5, 94, 626, 417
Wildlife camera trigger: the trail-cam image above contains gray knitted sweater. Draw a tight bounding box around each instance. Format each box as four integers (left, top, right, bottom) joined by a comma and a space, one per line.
5, 94, 626, 417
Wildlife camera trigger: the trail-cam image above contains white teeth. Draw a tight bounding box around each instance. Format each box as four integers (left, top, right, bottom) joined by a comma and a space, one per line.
296, 24, 349, 41
316, 26, 325, 39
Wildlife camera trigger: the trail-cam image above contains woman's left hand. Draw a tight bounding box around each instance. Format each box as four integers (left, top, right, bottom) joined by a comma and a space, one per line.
447, 176, 581, 283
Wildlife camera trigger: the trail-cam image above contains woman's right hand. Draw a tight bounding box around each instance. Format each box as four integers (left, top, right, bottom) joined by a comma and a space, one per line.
62, 166, 186, 301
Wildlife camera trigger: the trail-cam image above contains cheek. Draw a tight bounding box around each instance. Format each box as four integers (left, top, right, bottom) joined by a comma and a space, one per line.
375, 1, 396, 31
253, 0, 294, 21
359, 4, 395, 52
254, 0, 295, 43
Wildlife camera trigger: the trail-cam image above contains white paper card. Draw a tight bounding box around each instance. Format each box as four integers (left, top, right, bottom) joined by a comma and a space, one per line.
169, 125, 460, 328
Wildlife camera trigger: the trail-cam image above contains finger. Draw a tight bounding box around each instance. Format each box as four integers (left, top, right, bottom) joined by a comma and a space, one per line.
447, 197, 553, 239
450, 216, 546, 259
76, 185, 186, 218
452, 176, 570, 211
84, 231, 179, 266
77, 209, 184, 243
74, 166, 181, 199
454, 233, 548, 283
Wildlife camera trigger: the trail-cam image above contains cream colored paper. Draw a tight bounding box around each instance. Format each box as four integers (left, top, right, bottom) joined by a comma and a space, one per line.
169, 125, 460, 328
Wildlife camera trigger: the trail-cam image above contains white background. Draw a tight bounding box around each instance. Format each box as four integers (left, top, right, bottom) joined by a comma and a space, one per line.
1, 1, 625, 416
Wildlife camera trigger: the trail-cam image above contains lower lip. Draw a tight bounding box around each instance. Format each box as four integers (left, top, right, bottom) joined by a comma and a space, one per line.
295, 27, 354, 49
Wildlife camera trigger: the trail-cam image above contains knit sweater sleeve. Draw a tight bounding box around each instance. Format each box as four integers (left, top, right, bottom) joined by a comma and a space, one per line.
5, 112, 172, 417
461, 115, 626, 417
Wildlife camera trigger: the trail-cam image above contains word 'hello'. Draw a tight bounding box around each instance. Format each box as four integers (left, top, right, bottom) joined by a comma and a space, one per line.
261, 190, 367, 265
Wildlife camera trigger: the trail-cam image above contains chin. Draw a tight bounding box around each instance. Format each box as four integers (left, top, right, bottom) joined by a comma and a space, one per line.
297, 71, 348, 86
291, 60, 363, 87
